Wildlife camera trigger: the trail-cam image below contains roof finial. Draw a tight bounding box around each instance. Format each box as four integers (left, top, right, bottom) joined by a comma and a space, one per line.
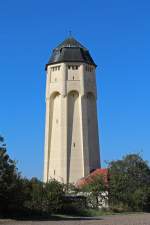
69, 30, 72, 37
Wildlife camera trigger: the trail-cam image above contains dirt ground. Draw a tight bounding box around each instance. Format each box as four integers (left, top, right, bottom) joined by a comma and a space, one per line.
0, 213, 150, 225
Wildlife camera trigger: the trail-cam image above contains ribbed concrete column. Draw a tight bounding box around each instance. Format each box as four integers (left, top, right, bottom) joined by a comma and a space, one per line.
61, 63, 67, 96
43, 98, 50, 182
79, 94, 86, 177
46, 67, 51, 98
60, 95, 68, 183
93, 68, 97, 99
80, 64, 85, 95
80, 95, 90, 176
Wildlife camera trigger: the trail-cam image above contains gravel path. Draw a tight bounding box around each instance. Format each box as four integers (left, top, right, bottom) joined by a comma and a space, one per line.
0, 213, 150, 225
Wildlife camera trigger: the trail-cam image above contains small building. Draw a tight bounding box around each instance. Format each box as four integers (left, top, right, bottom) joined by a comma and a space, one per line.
76, 168, 109, 208
76, 168, 108, 187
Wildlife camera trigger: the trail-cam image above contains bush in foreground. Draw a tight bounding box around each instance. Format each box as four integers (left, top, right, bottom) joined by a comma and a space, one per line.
108, 153, 150, 212
1, 135, 150, 217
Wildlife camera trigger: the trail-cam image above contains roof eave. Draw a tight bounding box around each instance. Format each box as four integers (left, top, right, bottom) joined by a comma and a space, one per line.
45, 61, 97, 71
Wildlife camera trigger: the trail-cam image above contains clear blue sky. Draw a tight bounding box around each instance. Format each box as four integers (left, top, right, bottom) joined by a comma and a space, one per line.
0, 0, 150, 179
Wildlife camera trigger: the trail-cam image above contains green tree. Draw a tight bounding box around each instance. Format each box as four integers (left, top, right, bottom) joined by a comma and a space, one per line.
108, 153, 150, 211
0, 135, 23, 213
43, 179, 65, 213
23, 178, 44, 213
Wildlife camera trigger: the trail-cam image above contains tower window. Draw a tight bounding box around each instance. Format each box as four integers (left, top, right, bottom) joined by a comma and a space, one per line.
56, 119, 58, 124
51, 66, 61, 71
73, 76, 74, 80
86, 65, 93, 72
68, 65, 78, 70
73, 142, 75, 147
72, 65, 78, 70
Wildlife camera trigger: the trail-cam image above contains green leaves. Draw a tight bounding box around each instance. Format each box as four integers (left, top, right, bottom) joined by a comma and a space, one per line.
1, 133, 150, 216
0, 135, 22, 213
108, 153, 150, 211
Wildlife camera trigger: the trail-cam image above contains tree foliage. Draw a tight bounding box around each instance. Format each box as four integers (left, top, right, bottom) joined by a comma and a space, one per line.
0, 135, 23, 213
1, 134, 150, 216
108, 153, 150, 211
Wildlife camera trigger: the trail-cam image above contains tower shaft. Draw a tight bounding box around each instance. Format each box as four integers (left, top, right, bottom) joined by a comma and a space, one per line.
44, 62, 100, 183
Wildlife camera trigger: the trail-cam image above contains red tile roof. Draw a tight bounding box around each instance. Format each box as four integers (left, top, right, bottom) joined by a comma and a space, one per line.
76, 168, 108, 188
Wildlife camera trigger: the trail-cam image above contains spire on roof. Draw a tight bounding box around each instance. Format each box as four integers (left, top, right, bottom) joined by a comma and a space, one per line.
68, 30, 72, 38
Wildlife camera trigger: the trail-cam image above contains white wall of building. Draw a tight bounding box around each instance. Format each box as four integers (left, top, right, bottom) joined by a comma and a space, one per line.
44, 62, 100, 183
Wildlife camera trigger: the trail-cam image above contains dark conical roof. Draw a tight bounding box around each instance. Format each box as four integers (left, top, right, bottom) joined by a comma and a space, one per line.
56, 37, 86, 49
45, 37, 96, 69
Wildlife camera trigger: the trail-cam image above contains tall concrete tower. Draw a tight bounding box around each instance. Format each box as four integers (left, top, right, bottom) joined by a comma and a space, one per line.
44, 37, 100, 184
